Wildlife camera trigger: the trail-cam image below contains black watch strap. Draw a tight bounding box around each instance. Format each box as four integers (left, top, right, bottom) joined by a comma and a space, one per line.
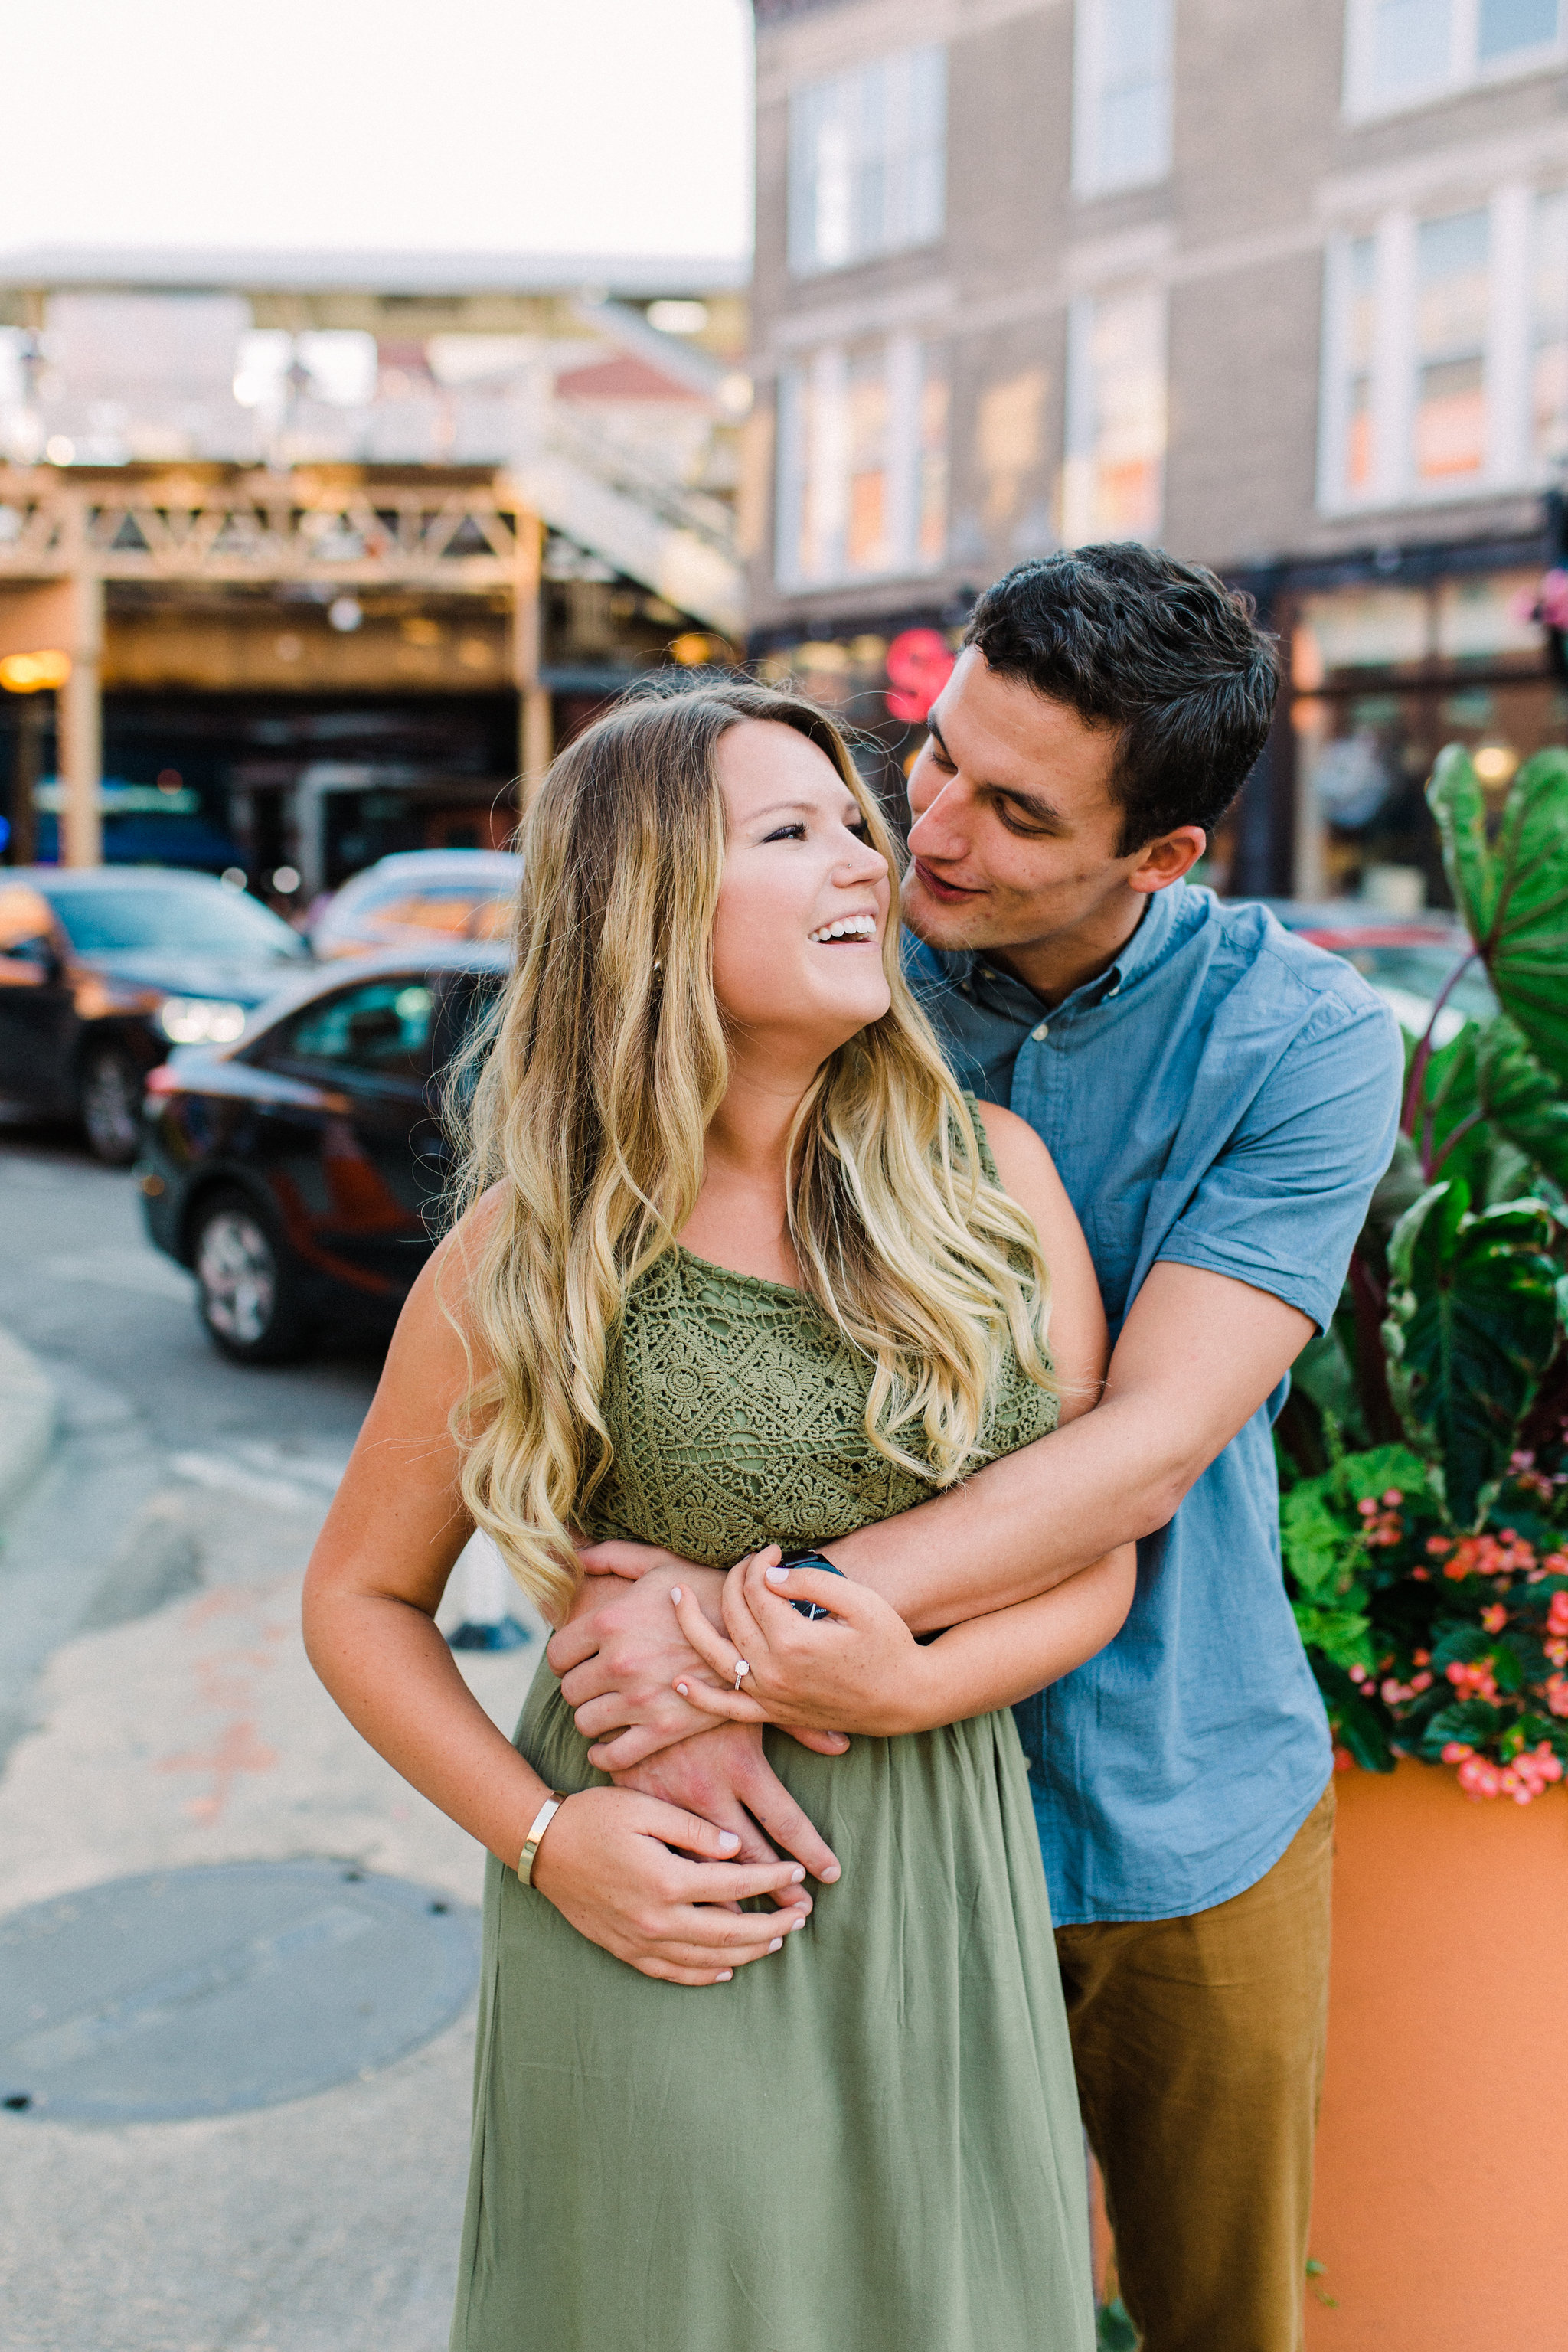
774, 1547, 844, 1619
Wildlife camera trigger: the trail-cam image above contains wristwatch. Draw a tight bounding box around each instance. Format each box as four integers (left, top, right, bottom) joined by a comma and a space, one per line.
775, 1546, 845, 1621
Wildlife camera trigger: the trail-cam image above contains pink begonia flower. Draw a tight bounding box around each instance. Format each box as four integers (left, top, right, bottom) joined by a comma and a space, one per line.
1546, 1590, 1568, 1638
1481, 1603, 1508, 1633
1539, 570, 1568, 630
1546, 1674, 1568, 1719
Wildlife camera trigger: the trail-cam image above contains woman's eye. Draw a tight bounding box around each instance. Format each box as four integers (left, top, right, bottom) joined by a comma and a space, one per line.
763, 822, 808, 844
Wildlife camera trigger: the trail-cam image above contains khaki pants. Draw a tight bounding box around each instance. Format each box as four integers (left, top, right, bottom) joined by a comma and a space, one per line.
1054, 1781, 1335, 2352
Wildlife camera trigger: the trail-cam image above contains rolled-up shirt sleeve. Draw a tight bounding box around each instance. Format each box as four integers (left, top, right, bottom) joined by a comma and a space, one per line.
1154, 991, 1404, 1331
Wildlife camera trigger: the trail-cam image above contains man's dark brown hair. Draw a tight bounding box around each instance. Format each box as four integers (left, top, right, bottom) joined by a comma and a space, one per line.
964, 544, 1280, 852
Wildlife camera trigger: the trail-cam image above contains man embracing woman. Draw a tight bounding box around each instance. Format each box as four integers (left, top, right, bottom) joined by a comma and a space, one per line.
305, 546, 1400, 2352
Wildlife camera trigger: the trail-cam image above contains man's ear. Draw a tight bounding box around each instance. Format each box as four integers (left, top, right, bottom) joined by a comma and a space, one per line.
1128, 826, 1207, 896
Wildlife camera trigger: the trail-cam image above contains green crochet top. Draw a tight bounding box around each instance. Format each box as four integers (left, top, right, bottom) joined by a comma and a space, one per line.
583, 1118, 1057, 1567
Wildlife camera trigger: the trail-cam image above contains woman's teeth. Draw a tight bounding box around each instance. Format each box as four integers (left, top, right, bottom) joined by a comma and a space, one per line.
808, 916, 877, 943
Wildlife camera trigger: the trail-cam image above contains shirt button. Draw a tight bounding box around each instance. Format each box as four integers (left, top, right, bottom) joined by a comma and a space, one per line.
1031, 1023, 1049, 1043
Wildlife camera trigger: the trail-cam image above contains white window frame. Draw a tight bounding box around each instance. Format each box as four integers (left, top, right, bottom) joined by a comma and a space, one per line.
786, 46, 947, 279
1317, 181, 1549, 513
773, 335, 948, 590
1061, 286, 1168, 546
1072, 0, 1174, 198
1344, 0, 1567, 123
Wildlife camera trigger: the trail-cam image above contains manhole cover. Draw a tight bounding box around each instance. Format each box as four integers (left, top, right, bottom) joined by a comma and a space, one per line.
0, 1860, 481, 2124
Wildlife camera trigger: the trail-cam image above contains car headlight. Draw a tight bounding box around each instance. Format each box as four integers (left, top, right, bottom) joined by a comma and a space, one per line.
158, 996, 249, 1045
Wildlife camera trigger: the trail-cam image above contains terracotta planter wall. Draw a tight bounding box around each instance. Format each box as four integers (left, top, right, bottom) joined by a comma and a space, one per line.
1305, 1761, 1568, 2349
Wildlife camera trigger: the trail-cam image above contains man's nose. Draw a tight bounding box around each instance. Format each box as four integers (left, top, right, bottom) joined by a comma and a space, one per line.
906, 773, 969, 862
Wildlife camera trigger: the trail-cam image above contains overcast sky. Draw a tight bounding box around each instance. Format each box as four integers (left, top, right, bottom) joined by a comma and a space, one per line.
0, 0, 753, 260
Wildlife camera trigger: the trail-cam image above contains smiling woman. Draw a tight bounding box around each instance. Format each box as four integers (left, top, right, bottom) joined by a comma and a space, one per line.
299, 675, 1132, 2352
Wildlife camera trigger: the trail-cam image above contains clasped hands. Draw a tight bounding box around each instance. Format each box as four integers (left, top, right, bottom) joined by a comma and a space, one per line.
548, 1541, 927, 1774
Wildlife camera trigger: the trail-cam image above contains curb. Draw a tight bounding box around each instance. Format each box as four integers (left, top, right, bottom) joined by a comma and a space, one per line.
0, 1326, 57, 1530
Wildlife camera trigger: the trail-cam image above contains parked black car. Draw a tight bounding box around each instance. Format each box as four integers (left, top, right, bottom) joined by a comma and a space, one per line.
0, 866, 312, 1162
138, 943, 506, 1363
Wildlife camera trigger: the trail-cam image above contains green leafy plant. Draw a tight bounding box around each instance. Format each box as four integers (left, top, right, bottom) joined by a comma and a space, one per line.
1279, 748, 1568, 1802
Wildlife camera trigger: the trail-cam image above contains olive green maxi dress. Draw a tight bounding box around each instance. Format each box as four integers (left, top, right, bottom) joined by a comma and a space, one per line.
450, 1216, 1096, 2351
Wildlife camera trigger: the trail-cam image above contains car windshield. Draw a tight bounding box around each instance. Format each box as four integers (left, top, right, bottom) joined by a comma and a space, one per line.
1334, 943, 1497, 1046
341, 884, 514, 942
44, 882, 309, 959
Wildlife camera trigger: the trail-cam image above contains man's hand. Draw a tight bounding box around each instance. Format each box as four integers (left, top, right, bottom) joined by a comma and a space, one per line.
550, 1549, 851, 1770
612, 1720, 842, 1881
549, 1563, 731, 1762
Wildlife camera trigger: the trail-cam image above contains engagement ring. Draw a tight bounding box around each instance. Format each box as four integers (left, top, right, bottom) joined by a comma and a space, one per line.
733, 1660, 750, 1689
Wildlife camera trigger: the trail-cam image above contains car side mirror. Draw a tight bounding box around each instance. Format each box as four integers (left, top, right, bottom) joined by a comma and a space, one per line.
0, 933, 61, 982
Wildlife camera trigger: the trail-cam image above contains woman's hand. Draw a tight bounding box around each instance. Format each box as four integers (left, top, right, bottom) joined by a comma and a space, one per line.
670, 1548, 935, 1739
530, 1784, 815, 1986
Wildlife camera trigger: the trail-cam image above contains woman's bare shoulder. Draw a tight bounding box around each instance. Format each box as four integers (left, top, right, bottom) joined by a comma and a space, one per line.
969, 1098, 1063, 1204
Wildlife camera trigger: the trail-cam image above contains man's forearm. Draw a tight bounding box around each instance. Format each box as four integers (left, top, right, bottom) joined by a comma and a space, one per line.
828, 1263, 1313, 1633
828, 1396, 1186, 1632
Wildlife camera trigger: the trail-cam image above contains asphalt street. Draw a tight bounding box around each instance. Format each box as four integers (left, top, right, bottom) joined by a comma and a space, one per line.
0, 1112, 545, 2352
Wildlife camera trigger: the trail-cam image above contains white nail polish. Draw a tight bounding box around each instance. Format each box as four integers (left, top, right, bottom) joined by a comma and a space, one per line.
670, 1586, 682, 1603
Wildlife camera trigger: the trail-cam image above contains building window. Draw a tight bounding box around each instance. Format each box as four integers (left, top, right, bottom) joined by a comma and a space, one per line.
1062, 289, 1167, 544
1344, 235, 1380, 495
776, 338, 948, 587
1534, 187, 1568, 466
1321, 186, 1565, 509
1345, 0, 1565, 117
787, 47, 946, 277
1073, 0, 1173, 196
1414, 210, 1489, 482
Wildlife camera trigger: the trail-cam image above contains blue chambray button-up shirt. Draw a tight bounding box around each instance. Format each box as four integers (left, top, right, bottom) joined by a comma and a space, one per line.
908, 880, 1403, 1925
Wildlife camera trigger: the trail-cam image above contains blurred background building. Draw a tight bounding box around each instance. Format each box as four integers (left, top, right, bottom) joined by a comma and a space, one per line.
0, 251, 748, 893
747, 0, 1568, 903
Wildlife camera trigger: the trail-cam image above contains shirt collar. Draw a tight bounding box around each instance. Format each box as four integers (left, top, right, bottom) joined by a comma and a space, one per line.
926, 880, 1191, 1021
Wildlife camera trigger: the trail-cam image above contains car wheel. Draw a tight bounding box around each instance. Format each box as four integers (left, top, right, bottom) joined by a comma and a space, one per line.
191, 1189, 311, 1364
78, 1043, 145, 1165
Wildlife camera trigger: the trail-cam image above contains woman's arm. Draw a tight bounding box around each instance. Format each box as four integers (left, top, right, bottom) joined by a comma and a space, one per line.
302, 1214, 817, 1984
666, 1540, 1135, 1741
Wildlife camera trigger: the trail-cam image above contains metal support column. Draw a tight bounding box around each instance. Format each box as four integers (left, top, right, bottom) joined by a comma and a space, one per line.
512, 506, 551, 815
58, 571, 103, 867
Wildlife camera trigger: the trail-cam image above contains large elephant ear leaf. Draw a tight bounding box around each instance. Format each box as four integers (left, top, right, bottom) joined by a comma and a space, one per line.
1417, 1014, 1568, 1196
1473, 1014, 1568, 1194
1427, 745, 1499, 942
1383, 1184, 1563, 1524
1478, 748, 1568, 1087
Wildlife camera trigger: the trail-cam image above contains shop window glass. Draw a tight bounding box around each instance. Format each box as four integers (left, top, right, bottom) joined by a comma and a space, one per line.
1073, 0, 1173, 195
776, 338, 948, 588
1436, 571, 1550, 662
1063, 289, 1166, 544
788, 47, 946, 277
1296, 589, 1430, 680
1533, 188, 1568, 467
1414, 210, 1488, 482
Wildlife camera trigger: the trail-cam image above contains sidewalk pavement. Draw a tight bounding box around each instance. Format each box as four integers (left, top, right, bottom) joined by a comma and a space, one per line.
0, 1325, 56, 1526
0, 1326, 548, 2352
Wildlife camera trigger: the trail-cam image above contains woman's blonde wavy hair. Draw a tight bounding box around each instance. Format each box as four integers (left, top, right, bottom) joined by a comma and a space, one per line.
444, 678, 1055, 1615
